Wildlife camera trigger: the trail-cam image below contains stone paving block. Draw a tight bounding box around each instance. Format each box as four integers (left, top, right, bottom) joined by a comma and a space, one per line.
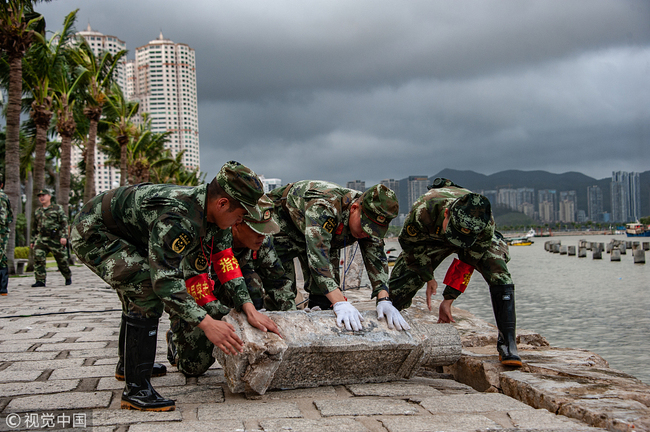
0, 330, 48, 340
420, 393, 532, 414
314, 398, 419, 416
0, 343, 34, 352
97, 372, 186, 390
260, 418, 370, 431
0, 351, 58, 361
215, 309, 461, 395
380, 413, 502, 432
1, 337, 67, 345
90, 408, 182, 426
253, 386, 338, 400
35, 342, 108, 352
0, 379, 80, 397
127, 420, 244, 432
5, 359, 84, 371
417, 377, 477, 392
196, 369, 227, 386
49, 365, 115, 380
0, 369, 42, 382
197, 402, 302, 421
5, 391, 112, 412
66, 348, 116, 358
346, 382, 443, 397
160, 385, 225, 404
507, 409, 600, 430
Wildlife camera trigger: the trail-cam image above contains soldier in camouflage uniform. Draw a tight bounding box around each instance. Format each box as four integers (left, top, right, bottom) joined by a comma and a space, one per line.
166, 195, 292, 377
31, 189, 72, 287
71, 161, 280, 412
0, 175, 13, 296
268, 181, 410, 331
388, 178, 522, 367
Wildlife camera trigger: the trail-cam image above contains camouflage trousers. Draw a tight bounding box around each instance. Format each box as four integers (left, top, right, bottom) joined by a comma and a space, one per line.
0, 231, 8, 269
167, 301, 230, 377
33, 238, 71, 283
389, 236, 512, 311
70, 192, 163, 320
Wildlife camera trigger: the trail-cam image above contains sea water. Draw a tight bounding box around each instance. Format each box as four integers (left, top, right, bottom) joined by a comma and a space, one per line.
383, 234, 650, 385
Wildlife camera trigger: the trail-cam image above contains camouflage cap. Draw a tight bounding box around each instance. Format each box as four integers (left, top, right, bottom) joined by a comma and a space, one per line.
359, 184, 399, 240
243, 195, 280, 235
37, 189, 51, 196
216, 161, 264, 220
446, 193, 492, 248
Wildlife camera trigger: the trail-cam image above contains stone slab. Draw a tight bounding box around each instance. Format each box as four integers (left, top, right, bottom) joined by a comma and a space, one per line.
49, 365, 115, 380
197, 402, 303, 421
252, 386, 338, 400
420, 393, 532, 414
159, 385, 225, 404
0, 379, 80, 397
507, 409, 600, 430
0, 351, 58, 361
260, 418, 370, 431
214, 309, 461, 395
5, 391, 112, 412
5, 359, 84, 371
346, 382, 443, 397
0, 369, 42, 382
127, 420, 244, 432
90, 408, 182, 426
380, 414, 501, 432
35, 342, 108, 352
314, 398, 419, 416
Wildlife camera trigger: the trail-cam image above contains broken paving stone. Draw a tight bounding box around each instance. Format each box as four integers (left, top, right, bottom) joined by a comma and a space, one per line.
214, 309, 461, 395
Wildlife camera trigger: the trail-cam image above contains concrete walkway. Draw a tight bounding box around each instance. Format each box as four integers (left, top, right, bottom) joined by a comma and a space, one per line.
0, 266, 604, 431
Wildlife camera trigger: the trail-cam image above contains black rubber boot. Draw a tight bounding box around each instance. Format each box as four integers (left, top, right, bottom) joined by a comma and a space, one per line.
489, 284, 522, 367
115, 315, 167, 381
307, 293, 333, 310
121, 316, 175, 411
0, 267, 8, 295
31, 281, 45, 287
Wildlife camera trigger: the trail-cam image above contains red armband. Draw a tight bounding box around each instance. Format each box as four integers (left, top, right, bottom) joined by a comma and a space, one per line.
443, 258, 474, 293
185, 273, 217, 306
211, 248, 243, 284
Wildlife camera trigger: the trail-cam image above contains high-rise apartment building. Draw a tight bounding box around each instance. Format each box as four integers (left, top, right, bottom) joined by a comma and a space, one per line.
538, 189, 557, 222
611, 171, 641, 222
400, 176, 429, 214
73, 25, 127, 193
497, 188, 517, 210
126, 33, 200, 171
346, 180, 366, 192
587, 185, 603, 222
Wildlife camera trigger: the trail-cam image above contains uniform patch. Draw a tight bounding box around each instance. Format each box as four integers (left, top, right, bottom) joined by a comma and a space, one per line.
322, 217, 337, 233
263, 209, 271, 220
406, 224, 418, 237
335, 223, 344, 235
172, 233, 191, 254
461, 227, 471, 234
377, 215, 386, 224
195, 256, 208, 271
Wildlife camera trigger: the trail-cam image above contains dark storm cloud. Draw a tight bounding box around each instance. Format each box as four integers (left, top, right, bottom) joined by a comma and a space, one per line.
38, 0, 650, 185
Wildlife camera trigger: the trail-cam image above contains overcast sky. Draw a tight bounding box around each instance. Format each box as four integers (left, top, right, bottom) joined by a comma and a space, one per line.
38, 0, 650, 186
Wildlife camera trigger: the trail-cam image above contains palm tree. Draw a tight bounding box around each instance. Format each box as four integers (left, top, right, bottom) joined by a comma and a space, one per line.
101, 82, 138, 186
0, 0, 46, 273
150, 150, 204, 186
23, 9, 78, 217
70, 39, 125, 202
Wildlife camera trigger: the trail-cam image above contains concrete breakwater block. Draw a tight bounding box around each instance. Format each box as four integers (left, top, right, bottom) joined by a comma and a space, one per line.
611, 249, 621, 261
214, 309, 462, 395
634, 249, 645, 264
567, 246, 576, 256
578, 247, 586, 258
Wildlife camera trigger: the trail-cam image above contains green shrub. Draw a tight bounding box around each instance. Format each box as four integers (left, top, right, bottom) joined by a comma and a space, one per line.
14, 246, 29, 259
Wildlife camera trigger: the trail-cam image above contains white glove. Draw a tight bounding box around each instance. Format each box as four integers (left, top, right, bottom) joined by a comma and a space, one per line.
332, 301, 364, 331
377, 300, 411, 331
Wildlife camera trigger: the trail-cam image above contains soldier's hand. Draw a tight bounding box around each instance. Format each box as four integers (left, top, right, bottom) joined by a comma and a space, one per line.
242, 302, 282, 338
426, 279, 438, 311
198, 314, 244, 355
376, 300, 411, 331
332, 301, 364, 331
437, 299, 456, 323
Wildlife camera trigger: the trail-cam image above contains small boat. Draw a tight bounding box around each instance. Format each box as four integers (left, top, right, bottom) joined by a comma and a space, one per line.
625, 222, 650, 237
509, 239, 534, 246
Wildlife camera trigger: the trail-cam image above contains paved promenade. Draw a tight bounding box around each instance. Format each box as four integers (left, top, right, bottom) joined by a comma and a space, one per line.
1, 265, 605, 431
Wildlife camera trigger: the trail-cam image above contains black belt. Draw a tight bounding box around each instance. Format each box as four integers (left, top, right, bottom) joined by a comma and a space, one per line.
101, 189, 122, 236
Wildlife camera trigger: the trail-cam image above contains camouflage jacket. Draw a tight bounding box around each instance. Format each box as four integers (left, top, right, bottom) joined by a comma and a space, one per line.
269, 180, 389, 298
34, 204, 67, 243
399, 180, 504, 283
0, 190, 13, 235
108, 183, 249, 325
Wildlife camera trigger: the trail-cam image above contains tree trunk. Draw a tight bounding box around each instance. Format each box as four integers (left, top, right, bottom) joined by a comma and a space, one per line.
59, 133, 72, 216
83, 107, 101, 203
119, 135, 128, 186
4, 55, 23, 275
30, 102, 53, 233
